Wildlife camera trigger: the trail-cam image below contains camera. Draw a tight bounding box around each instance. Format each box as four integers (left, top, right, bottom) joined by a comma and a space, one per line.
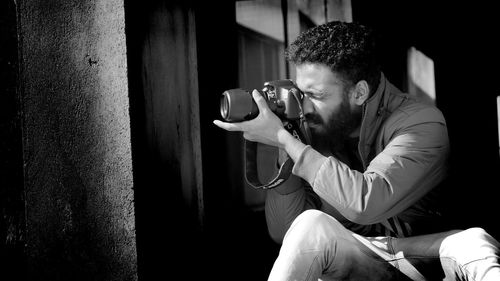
220, 79, 303, 122
219, 80, 311, 189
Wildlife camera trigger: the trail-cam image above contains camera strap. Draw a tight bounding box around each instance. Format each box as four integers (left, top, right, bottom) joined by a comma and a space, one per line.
244, 140, 293, 190
244, 89, 311, 189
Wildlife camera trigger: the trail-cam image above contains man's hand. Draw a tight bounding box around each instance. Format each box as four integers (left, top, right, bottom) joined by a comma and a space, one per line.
214, 89, 308, 164
213, 90, 287, 148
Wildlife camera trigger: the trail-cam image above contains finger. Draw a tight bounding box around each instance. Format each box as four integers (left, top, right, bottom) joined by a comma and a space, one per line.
252, 90, 269, 111
213, 120, 244, 131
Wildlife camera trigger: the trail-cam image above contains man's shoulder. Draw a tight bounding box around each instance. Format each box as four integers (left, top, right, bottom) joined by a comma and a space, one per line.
374, 94, 450, 156
385, 94, 446, 128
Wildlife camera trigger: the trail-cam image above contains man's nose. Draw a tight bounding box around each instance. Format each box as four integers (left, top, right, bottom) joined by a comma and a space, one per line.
302, 95, 314, 115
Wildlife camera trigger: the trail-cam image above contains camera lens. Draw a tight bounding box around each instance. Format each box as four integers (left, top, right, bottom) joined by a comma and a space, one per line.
220, 94, 230, 120
219, 89, 259, 122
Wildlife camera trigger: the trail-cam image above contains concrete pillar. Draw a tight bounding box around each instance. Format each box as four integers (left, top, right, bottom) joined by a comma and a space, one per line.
16, 0, 137, 280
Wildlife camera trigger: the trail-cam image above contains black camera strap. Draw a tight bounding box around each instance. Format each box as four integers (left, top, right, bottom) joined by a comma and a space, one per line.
244, 89, 311, 190
244, 140, 293, 190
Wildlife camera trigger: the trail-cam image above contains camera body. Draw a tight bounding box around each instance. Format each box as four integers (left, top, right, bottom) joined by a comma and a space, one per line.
220, 79, 303, 122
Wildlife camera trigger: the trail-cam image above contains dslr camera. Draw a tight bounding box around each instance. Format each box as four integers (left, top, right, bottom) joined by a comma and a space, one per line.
220, 79, 303, 122
219, 79, 311, 189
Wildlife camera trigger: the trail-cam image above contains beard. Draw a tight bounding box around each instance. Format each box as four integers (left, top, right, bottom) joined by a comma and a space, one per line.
305, 92, 363, 155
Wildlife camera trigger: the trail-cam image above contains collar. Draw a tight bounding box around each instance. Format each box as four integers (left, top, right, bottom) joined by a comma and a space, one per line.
357, 72, 399, 167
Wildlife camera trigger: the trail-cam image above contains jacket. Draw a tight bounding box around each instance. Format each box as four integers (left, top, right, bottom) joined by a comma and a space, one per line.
265, 73, 450, 242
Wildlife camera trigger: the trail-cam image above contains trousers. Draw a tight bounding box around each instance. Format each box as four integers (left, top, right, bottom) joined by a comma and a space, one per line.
268, 210, 500, 281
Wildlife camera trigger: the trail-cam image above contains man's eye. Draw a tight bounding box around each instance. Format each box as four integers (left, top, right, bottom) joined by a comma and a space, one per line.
311, 92, 325, 99
304, 91, 325, 100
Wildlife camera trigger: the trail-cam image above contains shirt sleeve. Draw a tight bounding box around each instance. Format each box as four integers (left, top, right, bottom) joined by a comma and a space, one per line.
291, 107, 449, 225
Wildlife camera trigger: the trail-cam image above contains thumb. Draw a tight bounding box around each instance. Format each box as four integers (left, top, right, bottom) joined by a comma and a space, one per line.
252, 90, 269, 111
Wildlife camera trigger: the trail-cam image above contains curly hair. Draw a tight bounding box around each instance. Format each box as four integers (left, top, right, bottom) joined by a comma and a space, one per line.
286, 21, 381, 95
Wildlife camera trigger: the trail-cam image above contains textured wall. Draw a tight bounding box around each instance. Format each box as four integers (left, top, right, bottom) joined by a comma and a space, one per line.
17, 0, 137, 280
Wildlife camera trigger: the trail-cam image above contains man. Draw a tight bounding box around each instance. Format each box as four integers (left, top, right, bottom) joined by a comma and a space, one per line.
214, 21, 500, 280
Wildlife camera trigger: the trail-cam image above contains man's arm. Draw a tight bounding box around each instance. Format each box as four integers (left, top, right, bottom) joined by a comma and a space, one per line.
291, 107, 449, 225
213, 90, 321, 243
214, 90, 448, 229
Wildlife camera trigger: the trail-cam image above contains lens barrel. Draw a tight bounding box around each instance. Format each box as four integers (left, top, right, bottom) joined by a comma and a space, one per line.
220, 89, 259, 122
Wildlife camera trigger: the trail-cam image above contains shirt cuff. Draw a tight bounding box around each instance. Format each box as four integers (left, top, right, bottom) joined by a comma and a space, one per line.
292, 145, 327, 186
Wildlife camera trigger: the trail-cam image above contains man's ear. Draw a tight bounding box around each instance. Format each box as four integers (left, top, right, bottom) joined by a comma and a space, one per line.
351, 80, 370, 106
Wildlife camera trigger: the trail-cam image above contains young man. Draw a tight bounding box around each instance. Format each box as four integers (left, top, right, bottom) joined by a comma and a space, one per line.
214, 21, 500, 280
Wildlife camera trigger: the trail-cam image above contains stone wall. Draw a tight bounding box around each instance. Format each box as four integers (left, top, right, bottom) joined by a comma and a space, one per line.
16, 1, 137, 280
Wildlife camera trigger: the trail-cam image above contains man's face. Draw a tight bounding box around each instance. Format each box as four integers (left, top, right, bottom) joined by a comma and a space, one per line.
295, 63, 362, 149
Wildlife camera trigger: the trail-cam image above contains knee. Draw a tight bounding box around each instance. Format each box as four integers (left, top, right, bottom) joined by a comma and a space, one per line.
290, 209, 342, 232
457, 228, 500, 250
464, 227, 499, 242
282, 210, 346, 247
440, 227, 500, 263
